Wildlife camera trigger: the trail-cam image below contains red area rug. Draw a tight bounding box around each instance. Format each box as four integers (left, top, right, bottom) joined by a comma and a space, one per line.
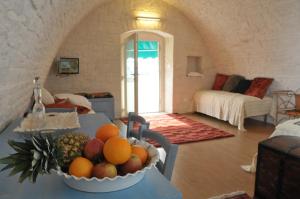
121, 114, 234, 144
208, 191, 251, 199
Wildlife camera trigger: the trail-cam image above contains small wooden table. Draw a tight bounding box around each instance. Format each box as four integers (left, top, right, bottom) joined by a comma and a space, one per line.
0, 113, 182, 199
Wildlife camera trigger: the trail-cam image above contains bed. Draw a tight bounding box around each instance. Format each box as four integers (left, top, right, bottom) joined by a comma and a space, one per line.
194, 90, 273, 131
41, 89, 96, 114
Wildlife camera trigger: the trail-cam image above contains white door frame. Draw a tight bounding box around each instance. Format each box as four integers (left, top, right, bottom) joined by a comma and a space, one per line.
121, 30, 174, 117
123, 33, 139, 114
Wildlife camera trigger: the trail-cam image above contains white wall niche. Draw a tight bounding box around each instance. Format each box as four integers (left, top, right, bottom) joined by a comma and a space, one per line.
186, 56, 203, 77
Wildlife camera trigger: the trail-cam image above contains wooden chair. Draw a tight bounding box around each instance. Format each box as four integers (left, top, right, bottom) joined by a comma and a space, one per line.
126, 112, 150, 139
142, 129, 179, 181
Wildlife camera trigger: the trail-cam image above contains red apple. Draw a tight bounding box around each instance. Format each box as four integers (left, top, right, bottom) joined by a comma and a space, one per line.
84, 138, 104, 160
120, 154, 142, 174
92, 162, 117, 178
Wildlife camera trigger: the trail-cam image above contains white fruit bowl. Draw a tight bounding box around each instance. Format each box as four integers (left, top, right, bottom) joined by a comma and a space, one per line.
55, 138, 159, 192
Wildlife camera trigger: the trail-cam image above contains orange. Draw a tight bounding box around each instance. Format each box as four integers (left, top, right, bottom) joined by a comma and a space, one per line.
68, 157, 93, 178
96, 123, 120, 142
131, 145, 148, 165
103, 137, 131, 165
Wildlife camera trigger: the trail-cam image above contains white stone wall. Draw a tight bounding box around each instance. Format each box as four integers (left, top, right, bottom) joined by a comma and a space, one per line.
45, 0, 215, 117
166, 0, 300, 91
0, 0, 104, 131
1, 0, 299, 131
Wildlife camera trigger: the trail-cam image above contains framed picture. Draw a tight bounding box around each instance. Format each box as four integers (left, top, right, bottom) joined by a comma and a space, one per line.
57, 58, 79, 74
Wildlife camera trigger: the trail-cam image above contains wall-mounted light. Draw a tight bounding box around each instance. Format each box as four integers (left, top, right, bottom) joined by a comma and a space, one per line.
135, 12, 161, 28
136, 16, 160, 22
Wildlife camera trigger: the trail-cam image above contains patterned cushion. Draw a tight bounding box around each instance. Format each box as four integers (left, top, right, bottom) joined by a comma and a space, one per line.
245, 77, 273, 98
231, 79, 252, 94
212, 73, 229, 90
222, 75, 245, 91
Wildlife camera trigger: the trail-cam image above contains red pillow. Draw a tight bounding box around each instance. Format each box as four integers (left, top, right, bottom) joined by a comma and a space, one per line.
245, 77, 273, 98
212, 73, 229, 90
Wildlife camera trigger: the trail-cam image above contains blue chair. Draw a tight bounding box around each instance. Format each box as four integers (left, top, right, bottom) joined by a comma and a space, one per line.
126, 112, 150, 139
142, 129, 178, 181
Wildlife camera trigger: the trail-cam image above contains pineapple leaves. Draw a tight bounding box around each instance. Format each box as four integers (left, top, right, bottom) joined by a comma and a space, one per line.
0, 164, 14, 172
8, 140, 34, 154
32, 136, 43, 152
19, 169, 32, 183
0, 156, 16, 164
8, 153, 30, 161
9, 163, 29, 177
0, 134, 59, 183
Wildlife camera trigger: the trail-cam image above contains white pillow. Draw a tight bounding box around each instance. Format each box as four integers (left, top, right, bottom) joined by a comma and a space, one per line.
54, 93, 92, 110
41, 88, 55, 105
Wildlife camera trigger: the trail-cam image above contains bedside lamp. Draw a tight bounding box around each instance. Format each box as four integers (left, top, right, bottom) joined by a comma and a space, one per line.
295, 89, 300, 110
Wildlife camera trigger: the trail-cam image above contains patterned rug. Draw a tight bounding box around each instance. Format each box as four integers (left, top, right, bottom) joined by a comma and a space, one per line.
121, 114, 234, 144
208, 191, 251, 199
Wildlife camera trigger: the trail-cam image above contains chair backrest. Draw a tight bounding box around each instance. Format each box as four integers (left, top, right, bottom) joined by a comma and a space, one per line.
142, 129, 178, 181
126, 112, 150, 139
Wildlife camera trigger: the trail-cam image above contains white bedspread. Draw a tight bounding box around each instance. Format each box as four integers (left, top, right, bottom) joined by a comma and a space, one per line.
270, 119, 300, 137
194, 90, 272, 130
54, 93, 95, 114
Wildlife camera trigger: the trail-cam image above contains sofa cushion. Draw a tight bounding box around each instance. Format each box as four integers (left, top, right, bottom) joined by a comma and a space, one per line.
222, 75, 245, 91
245, 77, 273, 99
212, 73, 229, 90
232, 79, 252, 94
41, 88, 55, 105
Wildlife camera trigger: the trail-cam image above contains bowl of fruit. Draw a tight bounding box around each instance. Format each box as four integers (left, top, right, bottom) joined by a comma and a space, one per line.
0, 123, 159, 192
56, 124, 159, 192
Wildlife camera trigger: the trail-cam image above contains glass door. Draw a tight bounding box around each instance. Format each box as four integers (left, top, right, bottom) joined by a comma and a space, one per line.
137, 40, 160, 113
124, 33, 138, 113
124, 33, 161, 114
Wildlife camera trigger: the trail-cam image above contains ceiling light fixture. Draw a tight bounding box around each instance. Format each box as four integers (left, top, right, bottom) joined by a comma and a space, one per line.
136, 16, 160, 22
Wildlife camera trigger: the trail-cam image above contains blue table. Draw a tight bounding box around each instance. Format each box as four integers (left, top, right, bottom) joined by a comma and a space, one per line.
0, 113, 182, 199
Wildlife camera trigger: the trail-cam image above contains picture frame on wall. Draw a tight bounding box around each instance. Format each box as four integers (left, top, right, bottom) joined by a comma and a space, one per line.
57, 57, 79, 74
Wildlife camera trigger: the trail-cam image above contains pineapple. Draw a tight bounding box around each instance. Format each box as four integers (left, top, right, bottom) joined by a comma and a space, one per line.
0, 132, 89, 183
55, 132, 89, 170
0, 135, 58, 183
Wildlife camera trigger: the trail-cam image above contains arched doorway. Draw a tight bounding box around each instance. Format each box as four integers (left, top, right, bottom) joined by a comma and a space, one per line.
120, 30, 174, 116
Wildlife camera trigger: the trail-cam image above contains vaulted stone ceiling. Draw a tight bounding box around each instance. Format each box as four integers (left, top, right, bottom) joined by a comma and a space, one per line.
1, 0, 299, 130
166, 0, 300, 89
